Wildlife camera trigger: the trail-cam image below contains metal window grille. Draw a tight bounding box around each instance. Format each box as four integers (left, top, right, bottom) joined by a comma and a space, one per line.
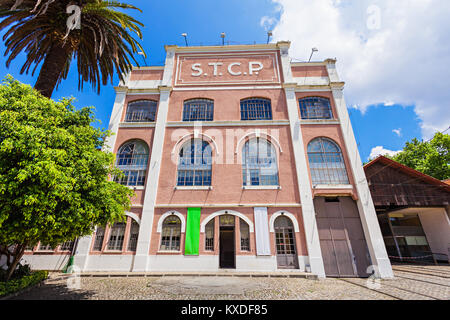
125, 100, 157, 122
307, 138, 349, 185
93, 227, 105, 251
205, 219, 214, 251
299, 97, 333, 119
183, 99, 214, 121
242, 138, 279, 186
275, 229, 296, 254
240, 98, 272, 120
160, 216, 181, 251
59, 240, 75, 251
116, 141, 149, 186
240, 219, 250, 251
127, 220, 139, 252
107, 223, 126, 251
177, 139, 212, 186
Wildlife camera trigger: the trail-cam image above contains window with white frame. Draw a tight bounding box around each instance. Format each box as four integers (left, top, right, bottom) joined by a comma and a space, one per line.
106, 222, 126, 251
240, 98, 272, 120
160, 215, 181, 251
240, 218, 250, 251
183, 99, 214, 121
205, 219, 214, 251
307, 137, 349, 185
177, 139, 212, 186
115, 140, 149, 186
127, 220, 139, 252
93, 226, 105, 251
299, 97, 333, 120
242, 138, 279, 186
125, 100, 157, 122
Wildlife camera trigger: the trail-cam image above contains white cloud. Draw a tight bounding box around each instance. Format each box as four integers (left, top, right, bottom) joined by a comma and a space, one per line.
266, 0, 450, 139
392, 128, 402, 137
369, 146, 401, 160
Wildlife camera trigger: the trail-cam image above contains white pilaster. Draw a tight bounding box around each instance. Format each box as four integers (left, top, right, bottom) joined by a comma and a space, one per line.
104, 87, 128, 152
328, 61, 394, 278
73, 235, 92, 271
133, 47, 176, 272
278, 42, 326, 278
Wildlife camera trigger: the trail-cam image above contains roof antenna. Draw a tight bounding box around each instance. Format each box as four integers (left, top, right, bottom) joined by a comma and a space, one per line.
267, 31, 273, 44
137, 51, 147, 66
181, 33, 188, 46
308, 47, 318, 62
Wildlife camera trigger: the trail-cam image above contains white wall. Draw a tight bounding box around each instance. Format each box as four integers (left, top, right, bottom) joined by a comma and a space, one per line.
419, 208, 450, 262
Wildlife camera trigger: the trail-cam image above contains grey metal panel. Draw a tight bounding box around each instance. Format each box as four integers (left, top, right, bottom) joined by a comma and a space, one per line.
314, 196, 372, 278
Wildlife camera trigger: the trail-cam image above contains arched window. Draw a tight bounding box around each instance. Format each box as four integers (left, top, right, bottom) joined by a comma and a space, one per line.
240, 98, 272, 120
240, 219, 250, 251
205, 219, 214, 251
160, 215, 181, 251
242, 138, 279, 186
125, 100, 157, 122
116, 140, 149, 186
127, 220, 139, 252
183, 99, 214, 121
299, 97, 333, 119
177, 139, 212, 186
307, 138, 349, 185
106, 222, 126, 251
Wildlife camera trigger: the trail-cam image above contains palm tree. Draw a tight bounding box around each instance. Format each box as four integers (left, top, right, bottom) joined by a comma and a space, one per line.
0, 0, 145, 98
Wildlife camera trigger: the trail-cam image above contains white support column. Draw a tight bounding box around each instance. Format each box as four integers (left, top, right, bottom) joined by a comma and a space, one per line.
328, 61, 394, 278
105, 87, 128, 152
277, 42, 326, 278
73, 235, 92, 271
133, 46, 176, 272
73, 85, 128, 270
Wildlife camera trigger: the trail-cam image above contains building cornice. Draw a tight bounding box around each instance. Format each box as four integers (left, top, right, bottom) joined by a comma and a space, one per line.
114, 86, 128, 93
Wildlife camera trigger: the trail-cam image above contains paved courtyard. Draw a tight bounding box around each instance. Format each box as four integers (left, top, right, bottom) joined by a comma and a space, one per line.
8, 264, 450, 300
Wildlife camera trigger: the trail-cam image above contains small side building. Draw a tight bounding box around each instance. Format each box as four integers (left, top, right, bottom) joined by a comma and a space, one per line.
364, 156, 450, 263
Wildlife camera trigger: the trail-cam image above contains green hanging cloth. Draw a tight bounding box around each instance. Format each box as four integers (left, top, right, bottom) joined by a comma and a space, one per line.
185, 207, 201, 255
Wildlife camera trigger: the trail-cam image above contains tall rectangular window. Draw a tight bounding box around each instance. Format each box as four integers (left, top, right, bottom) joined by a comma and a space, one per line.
106, 223, 126, 251
93, 227, 105, 251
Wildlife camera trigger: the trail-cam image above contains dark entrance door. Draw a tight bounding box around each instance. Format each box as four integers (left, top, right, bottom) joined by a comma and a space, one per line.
274, 216, 299, 269
315, 197, 372, 277
219, 215, 235, 269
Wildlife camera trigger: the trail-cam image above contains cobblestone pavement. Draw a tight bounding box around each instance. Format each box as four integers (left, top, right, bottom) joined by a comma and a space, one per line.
9, 264, 449, 300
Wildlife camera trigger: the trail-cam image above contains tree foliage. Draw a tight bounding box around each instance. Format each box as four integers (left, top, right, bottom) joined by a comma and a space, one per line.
0, 76, 134, 280
0, 0, 145, 97
392, 132, 450, 180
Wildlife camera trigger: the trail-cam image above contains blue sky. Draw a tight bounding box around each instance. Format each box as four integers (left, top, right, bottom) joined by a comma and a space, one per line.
0, 0, 437, 161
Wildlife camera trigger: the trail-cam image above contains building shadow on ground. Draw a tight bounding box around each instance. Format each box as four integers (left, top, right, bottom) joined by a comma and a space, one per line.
10, 281, 97, 300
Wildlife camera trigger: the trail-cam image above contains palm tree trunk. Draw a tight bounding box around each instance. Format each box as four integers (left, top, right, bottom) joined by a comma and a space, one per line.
34, 43, 71, 98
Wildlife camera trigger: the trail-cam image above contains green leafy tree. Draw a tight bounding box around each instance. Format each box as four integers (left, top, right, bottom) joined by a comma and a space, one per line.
0, 0, 145, 98
0, 76, 134, 281
392, 132, 450, 180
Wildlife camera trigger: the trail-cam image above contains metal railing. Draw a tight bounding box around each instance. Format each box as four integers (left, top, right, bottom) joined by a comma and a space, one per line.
125, 110, 156, 122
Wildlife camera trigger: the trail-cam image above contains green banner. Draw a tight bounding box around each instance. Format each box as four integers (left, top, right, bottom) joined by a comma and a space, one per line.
185, 207, 201, 255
